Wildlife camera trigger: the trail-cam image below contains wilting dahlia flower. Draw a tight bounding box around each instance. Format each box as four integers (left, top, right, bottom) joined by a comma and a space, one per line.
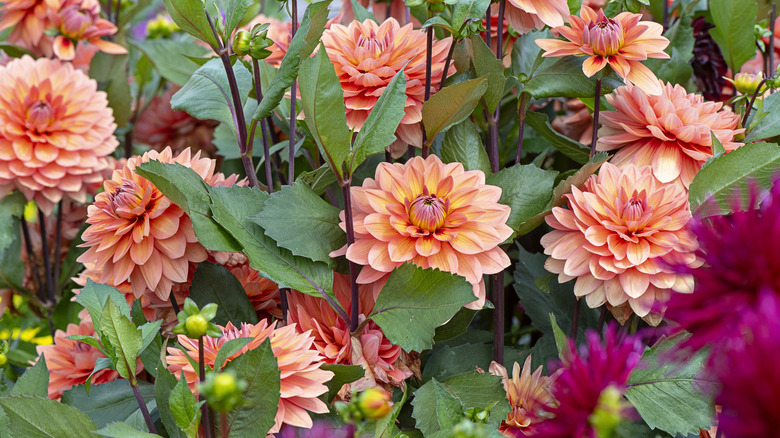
490, 356, 559, 437
78, 147, 241, 301
597, 81, 743, 188
50, 0, 126, 61
541, 163, 698, 325
242, 14, 291, 68
331, 154, 513, 309
287, 272, 411, 389
505, 0, 568, 35
0, 0, 58, 52
537, 325, 643, 438
166, 321, 333, 434
0, 56, 118, 215
321, 18, 451, 155
36, 310, 142, 399
537, 6, 670, 95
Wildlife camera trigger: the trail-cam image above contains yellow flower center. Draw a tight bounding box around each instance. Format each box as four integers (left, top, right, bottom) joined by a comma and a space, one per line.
583, 13, 624, 58
408, 191, 448, 232
26, 101, 54, 133
356, 32, 391, 58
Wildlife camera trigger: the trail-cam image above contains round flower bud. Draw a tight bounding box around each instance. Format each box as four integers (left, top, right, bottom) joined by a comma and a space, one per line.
730, 72, 766, 95
185, 314, 209, 338
356, 386, 393, 420
0, 353, 8, 368
198, 371, 247, 412
146, 14, 178, 39
233, 30, 251, 56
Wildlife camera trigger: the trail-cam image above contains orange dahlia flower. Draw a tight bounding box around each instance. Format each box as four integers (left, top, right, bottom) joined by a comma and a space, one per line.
536, 5, 670, 95
36, 310, 142, 399
0, 0, 58, 52
321, 18, 451, 155
331, 155, 513, 309
0, 56, 118, 215
505, 0, 569, 35
166, 320, 333, 434
287, 272, 411, 390
49, 0, 126, 61
490, 356, 559, 436
597, 81, 744, 188
541, 163, 699, 325
242, 14, 291, 68
77, 147, 241, 301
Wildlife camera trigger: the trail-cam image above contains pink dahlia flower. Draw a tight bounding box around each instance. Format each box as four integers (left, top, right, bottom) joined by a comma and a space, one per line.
166, 321, 333, 435
541, 163, 699, 325
77, 147, 241, 301
331, 154, 513, 309
0, 56, 118, 214
287, 272, 412, 390
597, 81, 743, 188
537, 6, 670, 95
490, 356, 559, 437
505, 0, 569, 35
49, 0, 126, 61
321, 18, 451, 155
0, 0, 58, 52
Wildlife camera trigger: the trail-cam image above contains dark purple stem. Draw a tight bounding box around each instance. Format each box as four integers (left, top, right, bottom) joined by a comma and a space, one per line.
288, 0, 299, 183
53, 201, 63, 294
571, 298, 581, 338
131, 380, 157, 433
590, 79, 602, 158
438, 42, 455, 92
199, 336, 213, 438
253, 59, 274, 193
280, 288, 289, 320
515, 93, 528, 165
422, 25, 433, 158
37, 209, 54, 305
768, 4, 776, 80
341, 182, 360, 332
742, 78, 769, 128
661, 0, 669, 31
597, 306, 607, 332
485, 9, 492, 52
492, 272, 504, 363
169, 294, 180, 315
496, 0, 505, 59
20, 219, 42, 303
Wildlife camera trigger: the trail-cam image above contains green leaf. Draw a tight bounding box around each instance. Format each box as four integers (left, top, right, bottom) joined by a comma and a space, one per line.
349, 0, 377, 22
169, 373, 201, 438
171, 58, 253, 142
139, 321, 162, 355
0, 406, 10, 438
548, 314, 568, 360
370, 264, 476, 352
213, 337, 254, 372
0, 192, 25, 291
423, 76, 488, 141
154, 368, 186, 438
0, 395, 98, 438
299, 46, 351, 178
433, 307, 478, 343
320, 364, 365, 403
162, 0, 220, 49
747, 92, 780, 141
451, 0, 491, 28
440, 120, 491, 174
510, 30, 549, 79
438, 373, 511, 430
83, 358, 114, 393
625, 334, 716, 436
298, 164, 339, 196
10, 356, 48, 398
411, 379, 464, 435
486, 164, 558, 238
0, 42, 34, 57
523, 56, 623, 99
75, 280, 132, 332
61, 380, 156, 429
188, 262, 258, 326
95, 422, 161, 438
709, 0, 758, 73
100, 300, 142, 381
525, 111, 590, 164
89, 53, 132, 128
688, 142, 780, 216
351, 69, 408, 170
468, 36, 505, 113
220, 0, 253, 38
252, 181, 345, 265
223, 340, 281, 437
252, 1, 331, 121
131, 39, 211, 86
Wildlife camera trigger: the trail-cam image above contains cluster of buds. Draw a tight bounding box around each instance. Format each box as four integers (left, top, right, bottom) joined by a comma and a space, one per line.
0, 340, 8, 369
172, 298, 221, 339
198, 371, 248, 412
146, 14, 180, 39
334, 386, 394, 427
232, 23, 274, 60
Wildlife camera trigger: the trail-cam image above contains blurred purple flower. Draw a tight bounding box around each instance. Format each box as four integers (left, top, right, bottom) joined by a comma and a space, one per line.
276, 422, 353, 438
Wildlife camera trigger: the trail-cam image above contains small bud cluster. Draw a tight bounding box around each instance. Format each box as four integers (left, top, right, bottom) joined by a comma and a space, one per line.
172, 298, 221, 339
334, 386, 394, 428
146, 14, 180, 39
233, 23, 274, 60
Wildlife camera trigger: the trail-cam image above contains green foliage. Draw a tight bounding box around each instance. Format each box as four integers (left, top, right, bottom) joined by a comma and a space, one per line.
188, 262, 258, 326
350, 0, 377, 22
522, 56, 623, 99
441, 120, 491, 174
412, 379, 464, 435
10, 356, 48, 398
625, 334, 716, 436
100, 299, 143, 381
62, 380, 156, 429
75, 280, 132, 334
154, 369, 186, 438
162, 0, 221, 49
95, 422, 161, 438
423, 76, 488, 141
451, 0, 491, 28
747, 92, 780, 141
223, 340, 280, 437
89, 53, 132, 128
709, 0, 758, 73
169, 373, 202, 438
486, 164, 558, 239
320, 364, 365, 403
415, 373, 511, 431
524, 111, 590, 164
0, 192, 26, 291
213, 338, 254, 371
0, 395, 99, 438
468, 36, 506, 113
370, 264, 477, 352
131, 39, 210, 86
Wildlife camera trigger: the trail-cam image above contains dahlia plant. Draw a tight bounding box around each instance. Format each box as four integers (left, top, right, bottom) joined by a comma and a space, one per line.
0, 0, 777, 437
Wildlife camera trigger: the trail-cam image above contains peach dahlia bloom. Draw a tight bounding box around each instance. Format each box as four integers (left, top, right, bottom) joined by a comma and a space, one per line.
490, 356, 559, 437
49, 0, 125, 61
321, 18, 451, 155
540, 163, 699, 325
287, 273, 411, 390
77, 147, 241, 301
331, 155, 513, 309
166, 321, 333, 435
0, 0, 57, 52
537, 6, 670, 95
505, 0, 568, 35
0, 56, 118, 214
597, 81, 744, 188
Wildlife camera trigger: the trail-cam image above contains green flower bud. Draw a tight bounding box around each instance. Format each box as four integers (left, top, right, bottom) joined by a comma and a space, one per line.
173, 299, 220, 339
517, 72, 528, 83
198, 371, 247, 412
146, 14, 179, 39
249, 30, 274, 60
0, 353, 8, 368
233, 30, 251, 56
588, 385, 625, 438
356, 386, 393, 419
185, 314, 208, 338
728, 72, 766, 96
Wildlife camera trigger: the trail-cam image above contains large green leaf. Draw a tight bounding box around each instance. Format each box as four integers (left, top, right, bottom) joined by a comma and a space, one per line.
709, 0, 758, 73
438, 373, 511, 430
162, 0, 220, 49
523, 56, 623, 99
10, 356, 48, 398
223, 340, 281, 437
625, 334, 716, 436
0, 395, 98, 438
252, 1, 331, 121
154, 369, 186, 438
525, 111, 590, 164
61, 380, 156, 429
100, 300, 143, 381
468, 36, 506, 113
0, 192, 25, 291
188, 262, 258, 326
298, 47, 352, 178
451, 0, 491, 27
423, 76, 488, 141
252, 181, 345, 265
351, 69, 407, 170
89, 53, 132, 128
131, 39, 210, 86
440, 120, 491, 174
95, 422, 161, 438
411, 379, 463, 436
218, 0, 253, 40
169, 373, 201, 438
369, 264, 476, 352
688, 142, 780, 216
486, 164, 558, 238
75, 280, 132, 332
746, 92, 780, 141
320, 364, 365, 403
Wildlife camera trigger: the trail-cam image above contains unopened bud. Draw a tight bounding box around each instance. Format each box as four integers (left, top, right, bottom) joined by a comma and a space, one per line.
185, 314, 208, 338
356, 386, 393, 420
249, 27, 274, 60
233, 30, 251, 56
198, 371, 247, 412
729, 72, 766, 95
146, 14, 178, 39
0, 353, 7, 368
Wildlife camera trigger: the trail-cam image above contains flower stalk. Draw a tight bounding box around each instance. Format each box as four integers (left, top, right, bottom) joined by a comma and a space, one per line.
422, 22, 433, 158
288, 0, 299, 182
742, 78, 769, 128
515, 93, 528, 164
590, 78, 602, 158
252, 58, 274, 193
341, 181, 360, 332
200, 336, 213, 438
130, 378, 157, 433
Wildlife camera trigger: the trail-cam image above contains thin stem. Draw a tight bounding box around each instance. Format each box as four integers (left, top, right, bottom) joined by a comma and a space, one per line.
590, 79, 602, 158
496, 0, 505, 59
422, 25, 433, 158
597, 306, 607, 332
220, 412, 229, 438
131, 380, 157, 433
570, 298, 580, 338
488, 111, 500, 172
106, 0, 111, 25
742, 78, 769, 128
515, 93, 528, 165
288, 0, 299, 183
485, 8, 492, 52
341, 182, 360, 332
199, 336, 213, 438
37, 209, 54, 306
407, 145, 415, 159
253, 59, 274, 193
280, 288, 289, 321
661, 0, 669, 31
53, 201, 63, 295
438, 42, 456, 92
114, 0, 121, 25
770, 4, 777, 88
492, 272, 504, 363
169, 294, 180, 315
20, 219, 42, 304
385, 150, 392, 162
405, 6, 410, 25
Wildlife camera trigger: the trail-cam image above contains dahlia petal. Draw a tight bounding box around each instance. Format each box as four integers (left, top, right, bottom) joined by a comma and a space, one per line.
619, 270, 649, 299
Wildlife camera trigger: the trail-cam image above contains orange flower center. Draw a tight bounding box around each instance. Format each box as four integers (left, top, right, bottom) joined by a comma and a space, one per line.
408, 192, 448, 232
109, 179, 154, 218
356, 32, 391, 58
583, 12, 624, 57
26, 101, 54, 132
